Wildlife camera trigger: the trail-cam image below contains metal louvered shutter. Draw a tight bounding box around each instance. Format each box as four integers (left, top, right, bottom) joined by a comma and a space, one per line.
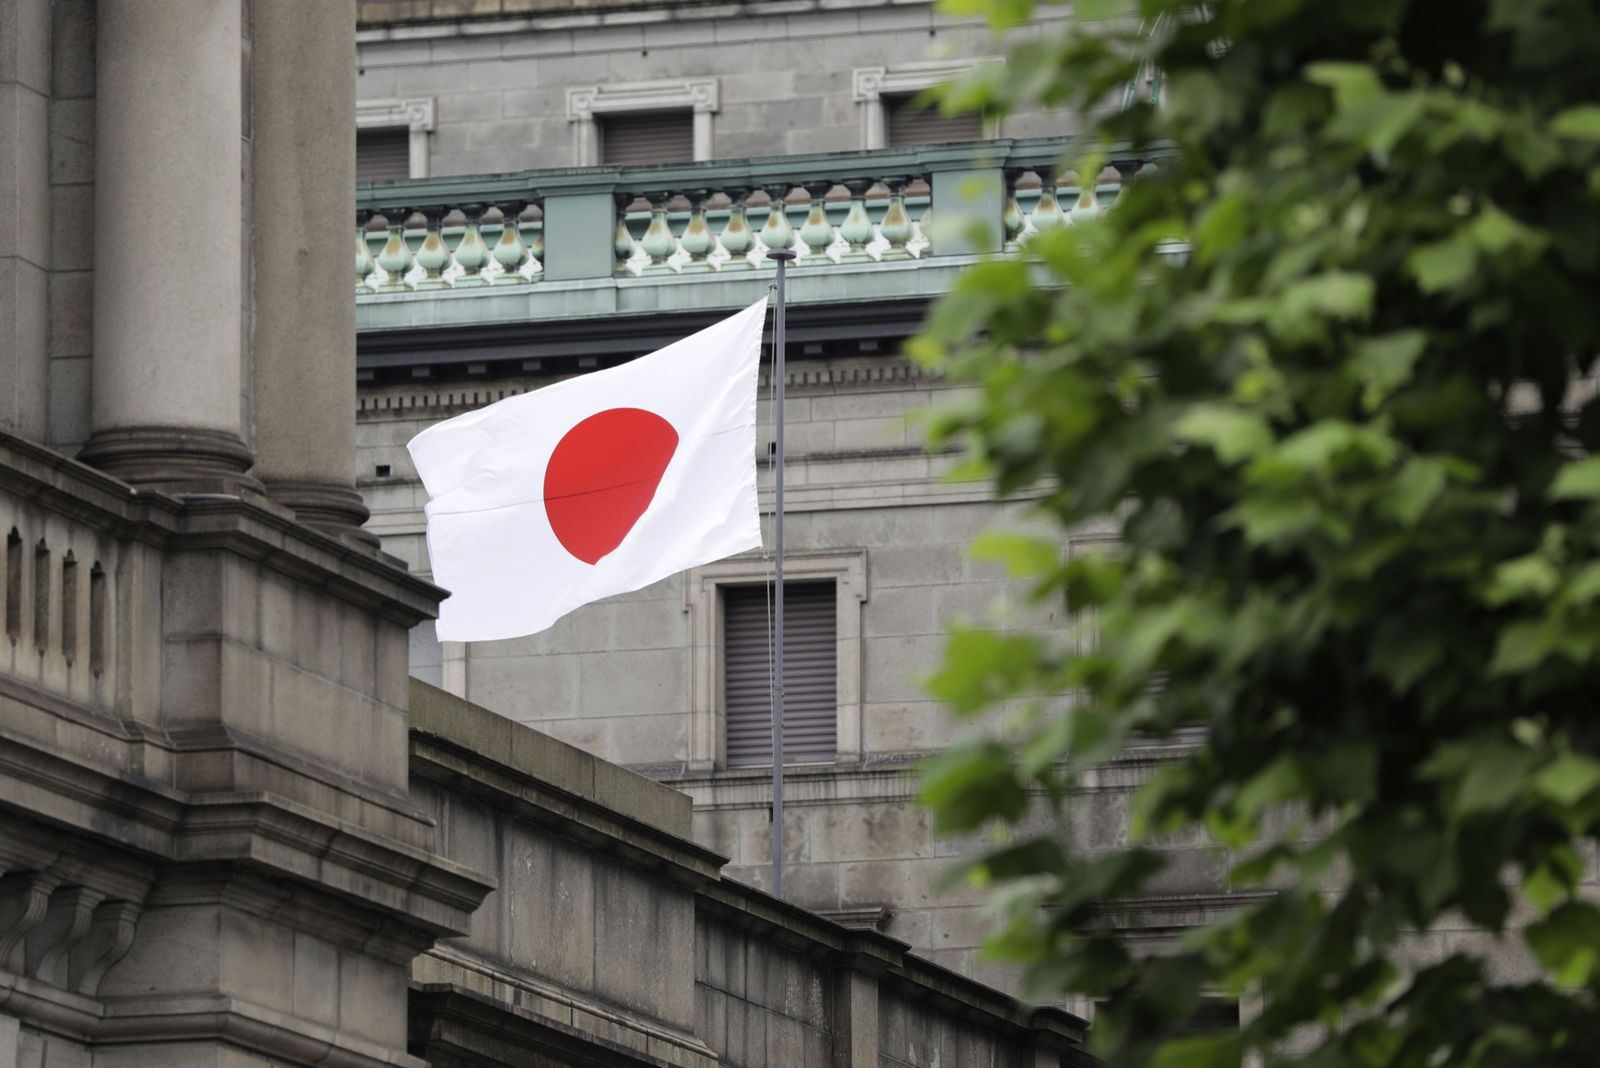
600, 111, 695, 165
724, 581, 837, 767
885, 95, 982, 147
357, 128, 411, 181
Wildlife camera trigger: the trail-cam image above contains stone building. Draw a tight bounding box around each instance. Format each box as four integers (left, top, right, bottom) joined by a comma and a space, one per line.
346, 0, 1223, 1015
0, 0, 1090, 1064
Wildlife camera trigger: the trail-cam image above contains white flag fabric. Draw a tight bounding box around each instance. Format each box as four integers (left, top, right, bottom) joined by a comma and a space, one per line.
408, 297, 768, 642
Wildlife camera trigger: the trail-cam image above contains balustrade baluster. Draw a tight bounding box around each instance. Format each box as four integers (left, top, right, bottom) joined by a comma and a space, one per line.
680, 190, 715, 274
1070, 170, 1104, 225
1030, 175, 1066, 235
614, 193, 639, 275
798, 182, 835, 267
719, 188, 755, 271
759, 184, 796, 257
452, 204, 490, 287
356, 210, 377, 291
640, 194, 677, 275
490, 201, 531, 284
520, 205, 545, 278
879, 177, 914, 262
375, 211, 415, 292
414, 207, 451, 290
838, 180, 874, 264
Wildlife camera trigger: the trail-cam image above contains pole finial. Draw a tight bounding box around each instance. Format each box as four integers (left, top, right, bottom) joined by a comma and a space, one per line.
766, 248, 797, 262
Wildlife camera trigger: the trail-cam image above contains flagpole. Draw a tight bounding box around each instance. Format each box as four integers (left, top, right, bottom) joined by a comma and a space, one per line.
767, 246, 794, 899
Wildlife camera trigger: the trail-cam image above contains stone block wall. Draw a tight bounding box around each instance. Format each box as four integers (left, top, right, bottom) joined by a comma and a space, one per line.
0, 0, 95, 450
695, 914, 835, 1066
878, 987, 1023, 1068
355, 0, 1074, 176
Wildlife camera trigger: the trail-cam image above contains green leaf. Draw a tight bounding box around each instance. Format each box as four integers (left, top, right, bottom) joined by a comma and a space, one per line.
1551, 105, 1600, 140
1408, 237, 1479, 293
1348, 331, 1426, 409
1489, 620, 1552, 674
1535, 753, 1600, 805
1276, 271, 1375, 324
1174, 404, 1274, 463
1484, 553, 1561, 605
1305, 62, 1384, 107
1524, 902, 1600, 984
1550, 457, 1600, 499
1385, 456, 1449, 526
970, 532, 1060, 580
1153, 1033, 1243, 1068
919, 742, 1030, 832
1470, 205, 1548, 255
926, 627, 1047, 715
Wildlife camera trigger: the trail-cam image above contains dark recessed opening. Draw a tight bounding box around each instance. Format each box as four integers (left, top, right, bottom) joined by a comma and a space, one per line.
375, 464, 392, 477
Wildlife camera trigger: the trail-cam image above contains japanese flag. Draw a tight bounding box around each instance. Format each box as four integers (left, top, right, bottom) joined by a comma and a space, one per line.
408, 297, 768, 642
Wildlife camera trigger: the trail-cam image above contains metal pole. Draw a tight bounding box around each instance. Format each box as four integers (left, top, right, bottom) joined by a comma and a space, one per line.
767, 247, 794, 899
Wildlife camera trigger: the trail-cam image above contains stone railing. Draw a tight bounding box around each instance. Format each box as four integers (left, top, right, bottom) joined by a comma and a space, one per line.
0, 456, 123, 716
354, 139, 1151, 294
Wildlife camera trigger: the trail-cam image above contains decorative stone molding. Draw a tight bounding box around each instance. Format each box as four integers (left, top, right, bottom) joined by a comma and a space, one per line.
566, 79, 719, 165
356, 360, 933, 418
682, 550, 867, 771
852, 60, 1003, 150
356, 96, 435, 178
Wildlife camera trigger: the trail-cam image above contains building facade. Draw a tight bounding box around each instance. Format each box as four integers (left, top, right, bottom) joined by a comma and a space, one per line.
348, 0, 1220, 1012
0, 0, 1091, 1065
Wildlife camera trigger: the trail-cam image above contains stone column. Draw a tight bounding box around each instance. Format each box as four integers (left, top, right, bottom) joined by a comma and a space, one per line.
249, 0, 373, 543
80, 0, 257, 495
0, 0, 49, 445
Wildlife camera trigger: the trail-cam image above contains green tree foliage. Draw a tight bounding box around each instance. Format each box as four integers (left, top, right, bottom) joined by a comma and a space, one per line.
912, 1, 1600, 1064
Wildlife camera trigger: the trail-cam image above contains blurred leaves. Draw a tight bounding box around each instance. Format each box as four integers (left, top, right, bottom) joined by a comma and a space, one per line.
914, 0, 1600, 1065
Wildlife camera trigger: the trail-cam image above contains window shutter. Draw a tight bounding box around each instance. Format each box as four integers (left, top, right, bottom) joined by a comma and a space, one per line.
600, 111, 695, 165
885, 95, 982, 147
357, 128, 412, 182
724, 581, 837, 767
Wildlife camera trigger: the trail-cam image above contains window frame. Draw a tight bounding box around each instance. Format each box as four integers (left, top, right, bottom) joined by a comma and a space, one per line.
852, 61, 1003, 151
567, 79, 720, 167
683, 550, 867, 772
356, 97, 434, 180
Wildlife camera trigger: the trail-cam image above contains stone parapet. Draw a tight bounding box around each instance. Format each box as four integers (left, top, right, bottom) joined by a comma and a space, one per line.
407, 683, 1091, 1067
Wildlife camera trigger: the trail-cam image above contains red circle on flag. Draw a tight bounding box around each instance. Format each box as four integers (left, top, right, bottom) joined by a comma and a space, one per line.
544, 407, 680, 565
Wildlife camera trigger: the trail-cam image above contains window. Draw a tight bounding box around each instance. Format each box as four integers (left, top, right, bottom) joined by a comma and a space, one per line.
567, 79, 719, 166
355, 97, 433, 180
853, 62, 1001, 150
683, 551, 866, 771
885, 94, 982, 147
600, 111, 694, 166
723, 581, 836, 767
356, 128, 411, 182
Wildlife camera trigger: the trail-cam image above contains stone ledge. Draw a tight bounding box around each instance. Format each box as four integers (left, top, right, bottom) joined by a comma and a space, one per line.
696, 877, 1090, 1053
409, 982, 717, 1068
0, 728, 493, 942
409, 680, 695, 837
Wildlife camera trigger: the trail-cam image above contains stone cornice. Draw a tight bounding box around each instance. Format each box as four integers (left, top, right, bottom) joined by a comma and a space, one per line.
409, 982, 715, 1068
357, 0, 940, 39
0, 726, 493, 943
694, 878, 1090, 1052
408, 682, 725, 884
0, 977, 429, 1068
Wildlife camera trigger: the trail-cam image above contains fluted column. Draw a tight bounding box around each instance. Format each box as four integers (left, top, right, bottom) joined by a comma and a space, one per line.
81, 0, 257, 494
249, 0, 374, 544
